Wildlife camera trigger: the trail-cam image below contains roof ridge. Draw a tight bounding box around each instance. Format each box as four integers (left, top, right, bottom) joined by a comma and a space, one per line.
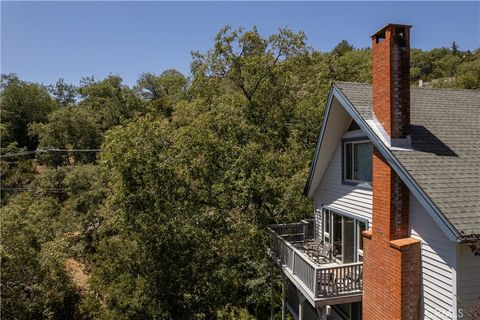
334, 81, 480, 93
412, 86, 480, 93
334, 81, 370, 86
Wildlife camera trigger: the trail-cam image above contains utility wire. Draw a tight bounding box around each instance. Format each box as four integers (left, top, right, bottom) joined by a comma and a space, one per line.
0, 187, 67, 193
0, 147, 101, 159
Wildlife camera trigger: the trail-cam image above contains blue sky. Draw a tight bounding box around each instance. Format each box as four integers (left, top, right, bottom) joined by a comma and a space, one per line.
2, 1, 479, 86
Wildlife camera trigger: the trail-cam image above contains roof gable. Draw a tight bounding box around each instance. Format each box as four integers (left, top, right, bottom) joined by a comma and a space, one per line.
325, 82, 480, 239
304, 88, 352, 197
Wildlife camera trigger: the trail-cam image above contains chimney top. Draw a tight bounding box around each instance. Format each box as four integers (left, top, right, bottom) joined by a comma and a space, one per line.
371, 23, 412, 141
371, 23, 412, 38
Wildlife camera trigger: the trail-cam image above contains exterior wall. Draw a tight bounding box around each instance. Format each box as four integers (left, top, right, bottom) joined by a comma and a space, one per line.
314, 141, 373, 239
409, 192, 457, 320
457, 244, 480, 315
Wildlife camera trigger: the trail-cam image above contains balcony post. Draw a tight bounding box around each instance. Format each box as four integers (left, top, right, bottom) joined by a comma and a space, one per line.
316, 306, 327, 320
281, 273, 286, 320
270, 262, 274, 320
298, 292, 306, 320
292, 249, 295, 272
302, 220, 308, 239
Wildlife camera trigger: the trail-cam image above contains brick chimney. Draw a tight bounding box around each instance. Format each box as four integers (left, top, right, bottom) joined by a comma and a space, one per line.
362, 24, 421, 320
372, 24, 411, 141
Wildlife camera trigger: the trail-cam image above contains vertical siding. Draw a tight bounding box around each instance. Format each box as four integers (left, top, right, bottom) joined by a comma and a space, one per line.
314, 142, 373, 223
457, 244, 480, 313
410, 193, 457, 320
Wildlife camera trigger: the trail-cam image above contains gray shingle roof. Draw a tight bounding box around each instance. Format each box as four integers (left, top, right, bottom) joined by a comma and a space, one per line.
336, 82, 480, 235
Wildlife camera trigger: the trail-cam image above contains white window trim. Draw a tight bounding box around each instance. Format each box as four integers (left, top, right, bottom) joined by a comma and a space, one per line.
343, 140, 372, 184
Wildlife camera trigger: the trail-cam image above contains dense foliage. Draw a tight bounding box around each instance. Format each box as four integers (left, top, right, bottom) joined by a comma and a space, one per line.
1, 27, 479, 319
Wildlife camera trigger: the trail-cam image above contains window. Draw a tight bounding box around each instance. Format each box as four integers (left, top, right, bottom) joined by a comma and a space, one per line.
343, 216, 355, 263
343, 140, 373, 184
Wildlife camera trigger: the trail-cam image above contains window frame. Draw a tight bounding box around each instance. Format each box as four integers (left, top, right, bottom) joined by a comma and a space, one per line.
341, 137, 373, 187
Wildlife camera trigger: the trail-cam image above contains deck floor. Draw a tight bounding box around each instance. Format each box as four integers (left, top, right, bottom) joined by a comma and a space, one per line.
291, 240, 337, 266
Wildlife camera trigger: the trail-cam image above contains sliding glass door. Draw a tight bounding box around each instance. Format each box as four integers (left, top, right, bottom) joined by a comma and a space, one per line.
322, 209, 368, 264
343, 216, 355, 263
332, 214, 342, 261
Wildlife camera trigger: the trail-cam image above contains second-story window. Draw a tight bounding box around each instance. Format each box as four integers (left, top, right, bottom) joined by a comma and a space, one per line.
343, 140, 372, 185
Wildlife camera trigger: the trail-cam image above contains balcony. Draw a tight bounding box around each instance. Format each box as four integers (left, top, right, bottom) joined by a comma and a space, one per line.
268, 221, 363, 307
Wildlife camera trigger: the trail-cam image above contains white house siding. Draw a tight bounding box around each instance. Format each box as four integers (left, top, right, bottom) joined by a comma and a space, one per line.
313, 142, 373, 240
409, 193, 457, 320
457, 243, 480, 315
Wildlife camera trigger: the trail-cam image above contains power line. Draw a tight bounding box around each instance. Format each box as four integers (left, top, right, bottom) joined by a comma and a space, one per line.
43, 148, 101, 152
0, 150, 37, 158
0, 147, 101, 159
0, 186, 67, 193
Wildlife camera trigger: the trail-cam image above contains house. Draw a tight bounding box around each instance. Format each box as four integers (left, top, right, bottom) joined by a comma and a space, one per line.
268, 23, 480, 320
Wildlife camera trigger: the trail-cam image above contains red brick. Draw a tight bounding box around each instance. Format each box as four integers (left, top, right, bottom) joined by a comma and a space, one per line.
372, 24, 411, 139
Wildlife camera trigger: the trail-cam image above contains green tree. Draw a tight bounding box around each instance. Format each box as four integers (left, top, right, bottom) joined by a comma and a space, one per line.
332, 39, 354, 56
61, 164, 107, 255
48, 78, 77, 107
87, 26, 326, 319
136, 69, 187, 118
0, 143, 36, 203
29, 106, 102, 165
88, 116, 219, 319
451, 41, 460, 55
455, 58, 480, 89
1, 74, 57, 149
78, 75, 146, 130
1, 194, 79, 319
330, 49, 372, 82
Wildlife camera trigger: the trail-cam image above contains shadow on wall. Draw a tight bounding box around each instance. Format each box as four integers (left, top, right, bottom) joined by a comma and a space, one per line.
409, 125, 458, 157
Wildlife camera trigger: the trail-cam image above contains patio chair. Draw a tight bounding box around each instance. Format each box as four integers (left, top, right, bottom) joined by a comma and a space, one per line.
305, 242, 333, 264
318, 243, 333, 260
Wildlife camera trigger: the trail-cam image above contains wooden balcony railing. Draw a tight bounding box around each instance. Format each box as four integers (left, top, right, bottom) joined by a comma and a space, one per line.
268, 222, 363, 300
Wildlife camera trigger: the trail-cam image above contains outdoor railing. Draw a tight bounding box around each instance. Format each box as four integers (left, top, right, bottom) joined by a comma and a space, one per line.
268, 222, 363, 299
